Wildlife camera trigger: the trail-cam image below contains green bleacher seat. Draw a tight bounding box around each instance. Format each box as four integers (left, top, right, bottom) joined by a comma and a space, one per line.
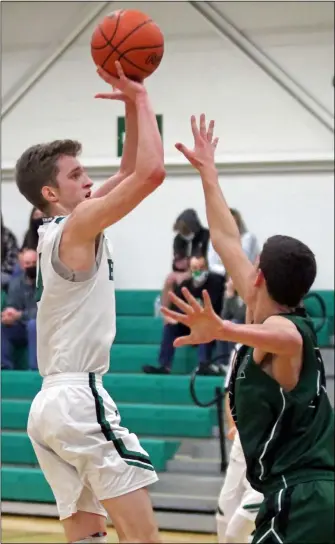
1, 432, 180, 472
110, 344, 197, 374
1, 289, 6, 310
2, 466, 54, 503
2, 371, 223, 406
1, 399, 216, 438
116, 290, 159, 316
115, 316, 163, 344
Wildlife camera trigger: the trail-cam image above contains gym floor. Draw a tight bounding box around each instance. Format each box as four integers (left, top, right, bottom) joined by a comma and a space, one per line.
2, 516, 217, 543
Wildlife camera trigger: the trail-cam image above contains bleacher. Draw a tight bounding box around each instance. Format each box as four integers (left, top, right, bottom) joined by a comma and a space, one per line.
1, 289, 334, 530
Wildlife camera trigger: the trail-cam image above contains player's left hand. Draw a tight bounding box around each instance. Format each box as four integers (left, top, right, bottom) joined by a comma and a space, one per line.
161, 287, 223, 347
175, 114, 219, 171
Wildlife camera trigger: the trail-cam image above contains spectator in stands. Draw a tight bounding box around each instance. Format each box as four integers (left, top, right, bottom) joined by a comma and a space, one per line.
21, 207, 44, 250
143, 255, 224, 376
1, 213, 19, 291
161, 209, 210, 307
208, 208, 259, 276
216, 277, 246, 365
1, 248, 38, 370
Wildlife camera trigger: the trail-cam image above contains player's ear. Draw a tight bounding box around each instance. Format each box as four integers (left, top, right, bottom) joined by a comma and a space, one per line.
254, 268, 264, 288
41, 185, 58, 204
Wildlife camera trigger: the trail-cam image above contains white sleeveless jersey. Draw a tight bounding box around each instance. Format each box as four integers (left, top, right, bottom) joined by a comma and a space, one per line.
36, 217, 116, 377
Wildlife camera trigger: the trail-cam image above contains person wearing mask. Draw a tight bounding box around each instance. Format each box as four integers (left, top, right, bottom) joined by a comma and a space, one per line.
207, 208, 259, 277
21, 207, 44, 250
161, 209, 210, 308
1, 214, 19, 291
1, 248, 38, 370
144, 255, 224, 375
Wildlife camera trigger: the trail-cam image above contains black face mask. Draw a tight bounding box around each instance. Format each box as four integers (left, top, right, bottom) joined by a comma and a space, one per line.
25, 266, 37, 280
32, 217, 43, 230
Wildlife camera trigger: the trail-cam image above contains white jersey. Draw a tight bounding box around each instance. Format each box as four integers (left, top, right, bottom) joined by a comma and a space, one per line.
36, 216, 116, 376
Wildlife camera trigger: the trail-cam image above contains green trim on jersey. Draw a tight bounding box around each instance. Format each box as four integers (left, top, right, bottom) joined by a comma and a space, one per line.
35, 253, 43, 302
54, 216, 66, 224
88, 373, 154, 471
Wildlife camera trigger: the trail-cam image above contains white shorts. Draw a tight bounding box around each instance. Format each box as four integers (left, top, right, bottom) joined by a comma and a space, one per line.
27, 373, 158, 520
217, 437, 263, 523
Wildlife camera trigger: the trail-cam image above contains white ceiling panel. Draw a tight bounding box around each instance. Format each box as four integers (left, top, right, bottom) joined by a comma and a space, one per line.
212, 1, 334, 34
1, 1, 96, 51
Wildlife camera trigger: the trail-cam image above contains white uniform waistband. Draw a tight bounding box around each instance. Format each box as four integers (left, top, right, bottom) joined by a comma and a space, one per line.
42, 372, 103, 389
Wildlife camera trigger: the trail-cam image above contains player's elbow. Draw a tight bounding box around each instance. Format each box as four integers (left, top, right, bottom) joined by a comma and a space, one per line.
145, 166, 166, 187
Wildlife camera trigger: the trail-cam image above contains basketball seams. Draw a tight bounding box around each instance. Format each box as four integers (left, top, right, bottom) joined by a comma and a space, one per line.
118, 45, 164, 75
91, 11, 122, 51
91, 11, 164, 79
100, 19, 154, 73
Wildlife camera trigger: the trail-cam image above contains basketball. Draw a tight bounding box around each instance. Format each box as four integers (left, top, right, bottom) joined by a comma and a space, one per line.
91, 9, 164, 81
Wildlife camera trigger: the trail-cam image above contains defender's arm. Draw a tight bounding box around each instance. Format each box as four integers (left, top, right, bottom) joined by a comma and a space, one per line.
199, 165, 254, 303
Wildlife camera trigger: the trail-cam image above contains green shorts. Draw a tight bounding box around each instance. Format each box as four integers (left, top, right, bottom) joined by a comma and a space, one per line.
252, 480, 334, 543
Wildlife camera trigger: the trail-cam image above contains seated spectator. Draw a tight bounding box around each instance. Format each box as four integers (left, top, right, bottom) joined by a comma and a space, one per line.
216, 277, 246, 365
143, 255, 224, 376
161, 209, 210, 307
1, 248, 38, 370
21, 207, 44, 251
208, 208, 259, 276
1, 214, 19, 291
11, 207, 45, 279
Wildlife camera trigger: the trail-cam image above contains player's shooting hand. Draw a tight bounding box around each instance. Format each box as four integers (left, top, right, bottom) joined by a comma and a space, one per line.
95, 62, 146, 102
175, 114, 219, 171
161, 287, 223, 347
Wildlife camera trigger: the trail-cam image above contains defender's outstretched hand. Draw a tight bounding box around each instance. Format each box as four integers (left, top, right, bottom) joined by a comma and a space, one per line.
161, 287, 223, 347
175, 114, 219, 171
95, 62, 145, 102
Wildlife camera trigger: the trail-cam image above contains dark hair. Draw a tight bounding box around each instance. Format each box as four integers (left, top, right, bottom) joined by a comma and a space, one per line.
21, 207, 42, 251
259, 235, 317, 307
15, 140, 82, 212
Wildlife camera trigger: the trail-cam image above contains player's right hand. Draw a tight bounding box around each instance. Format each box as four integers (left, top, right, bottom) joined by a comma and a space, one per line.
95, 61, 146, 102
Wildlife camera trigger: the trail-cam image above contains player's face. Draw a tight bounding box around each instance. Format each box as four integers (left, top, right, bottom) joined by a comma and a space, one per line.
53, 155, 93, 212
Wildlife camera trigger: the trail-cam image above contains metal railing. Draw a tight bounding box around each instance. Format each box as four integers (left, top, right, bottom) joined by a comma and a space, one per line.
189, 362, 227, 473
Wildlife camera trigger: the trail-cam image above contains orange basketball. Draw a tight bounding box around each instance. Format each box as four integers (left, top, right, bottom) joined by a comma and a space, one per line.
91, 9, 164, 81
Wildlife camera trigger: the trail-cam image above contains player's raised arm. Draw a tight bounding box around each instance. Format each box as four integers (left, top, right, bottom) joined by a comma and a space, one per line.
64, 62, 165, 241
92, 67, 138, 198
176, 115, 253, 302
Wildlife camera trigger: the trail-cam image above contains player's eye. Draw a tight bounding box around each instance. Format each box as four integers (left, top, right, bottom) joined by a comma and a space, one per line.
71, 170, 83, 180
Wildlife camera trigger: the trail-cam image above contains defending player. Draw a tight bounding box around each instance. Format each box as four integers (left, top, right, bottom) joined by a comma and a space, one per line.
216, 344, 263, 543
161, 115, 334, 543
15, 63, 165, 543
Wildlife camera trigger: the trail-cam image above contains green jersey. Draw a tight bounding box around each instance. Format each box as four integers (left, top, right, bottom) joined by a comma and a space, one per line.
229, 310, 334, 495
